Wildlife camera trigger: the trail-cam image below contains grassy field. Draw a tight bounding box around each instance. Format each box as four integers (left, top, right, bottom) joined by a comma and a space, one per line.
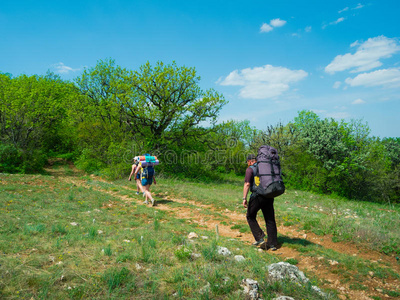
0, 162, 399, 299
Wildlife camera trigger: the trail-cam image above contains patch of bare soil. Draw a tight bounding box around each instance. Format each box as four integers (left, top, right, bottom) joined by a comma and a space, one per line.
46, 165, 399, 300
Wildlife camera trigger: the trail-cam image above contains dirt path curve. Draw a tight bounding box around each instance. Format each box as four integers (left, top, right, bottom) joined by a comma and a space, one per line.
49, 166, 399, 300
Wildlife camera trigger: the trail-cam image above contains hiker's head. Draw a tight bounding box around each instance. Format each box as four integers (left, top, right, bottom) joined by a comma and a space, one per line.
246, 154, 256, 166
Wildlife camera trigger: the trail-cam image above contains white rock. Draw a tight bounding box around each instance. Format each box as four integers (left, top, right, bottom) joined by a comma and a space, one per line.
240, 279, 259, 300
234, 255, 246, 262
217, 246, 231, 256
70, 222, 78, 226
267, 262, 309, 284
191, 253, 202, 259
188, 232, 198, 239
328, 260, 339, 266
199, 282, 211, 294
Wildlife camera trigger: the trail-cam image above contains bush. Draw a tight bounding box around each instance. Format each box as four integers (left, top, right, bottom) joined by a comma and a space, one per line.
0, 143, 22, 173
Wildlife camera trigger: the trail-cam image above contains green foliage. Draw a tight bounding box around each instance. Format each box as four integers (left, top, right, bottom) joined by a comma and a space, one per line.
102, 267, 132, 292
174, 246, 192, 261
0, 142, 22, 173
288, 110, 398, 203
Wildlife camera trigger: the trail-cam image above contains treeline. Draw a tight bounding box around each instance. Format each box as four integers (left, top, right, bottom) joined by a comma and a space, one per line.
1, 59, 399, 204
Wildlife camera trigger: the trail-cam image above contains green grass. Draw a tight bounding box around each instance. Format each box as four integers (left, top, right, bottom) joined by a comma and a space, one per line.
133, 175, 400, 255
1, 170, 399, 299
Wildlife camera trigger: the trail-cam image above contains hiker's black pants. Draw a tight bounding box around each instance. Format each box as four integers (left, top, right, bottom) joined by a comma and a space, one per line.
246, 194, 278, 246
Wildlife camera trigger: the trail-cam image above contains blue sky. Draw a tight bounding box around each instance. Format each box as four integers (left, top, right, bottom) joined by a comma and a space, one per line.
1, 0, 400, 138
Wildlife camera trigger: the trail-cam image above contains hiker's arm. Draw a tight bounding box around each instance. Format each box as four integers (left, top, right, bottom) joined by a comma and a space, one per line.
243, 182, 251, 208
134, 165, 140, 177
128, 165, 135, 181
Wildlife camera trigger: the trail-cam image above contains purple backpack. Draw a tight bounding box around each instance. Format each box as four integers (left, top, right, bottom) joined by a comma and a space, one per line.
250, 145, 285, 198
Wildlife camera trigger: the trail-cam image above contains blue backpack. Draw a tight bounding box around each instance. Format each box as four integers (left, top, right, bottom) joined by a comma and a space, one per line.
141, 154, 155, 179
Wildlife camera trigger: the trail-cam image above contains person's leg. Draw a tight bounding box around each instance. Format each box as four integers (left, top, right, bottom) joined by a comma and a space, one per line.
135, 179, 143, 194
147, 184, 155, 206
260, 198, 278, 247
246, 196, 265, 242
142, 184, 150, 203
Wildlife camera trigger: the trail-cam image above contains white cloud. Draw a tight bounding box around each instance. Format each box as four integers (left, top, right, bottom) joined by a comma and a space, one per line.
352, 98, 365, 104
331, 17, 345, 25
305, 26, 312, 32
333, 81, 342, 89
322, 17, 346, 29
325, 36, 400, 74
339, 7, 349, 13
350, 40, 360, 48
52, 62, 80, 74
345, 68, 400, 88
353, 3, 364, 10
260, 23, 273, 33
219, 64, 308, 99
260, 18, 286, 33
270, 18, 286, 27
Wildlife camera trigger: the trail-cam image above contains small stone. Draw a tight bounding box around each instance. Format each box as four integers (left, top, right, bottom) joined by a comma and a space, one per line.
199, 282, 211, 294
188, 232, 198, 239
217, 246, 232, 256
191, 253, 201, 259
234, 255, 245, 262
329, 260, 339, 266
70, 222, 78, 226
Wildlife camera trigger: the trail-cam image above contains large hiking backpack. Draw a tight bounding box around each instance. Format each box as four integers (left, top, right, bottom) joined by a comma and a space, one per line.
141, 154, 155, 179
250, 145, 285, 198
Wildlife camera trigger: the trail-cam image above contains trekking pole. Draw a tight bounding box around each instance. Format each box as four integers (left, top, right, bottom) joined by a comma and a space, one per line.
215, 224, 219, 241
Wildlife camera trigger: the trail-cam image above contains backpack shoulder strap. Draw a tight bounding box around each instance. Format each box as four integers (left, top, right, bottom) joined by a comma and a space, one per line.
250, 163, 258, 176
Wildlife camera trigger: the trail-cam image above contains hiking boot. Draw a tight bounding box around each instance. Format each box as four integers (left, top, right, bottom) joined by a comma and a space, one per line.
143, 200, 149, 205
151, 199, 155, 206
252, 239, 265, 247
135, 192, 140, 195
267, 245, 277, 251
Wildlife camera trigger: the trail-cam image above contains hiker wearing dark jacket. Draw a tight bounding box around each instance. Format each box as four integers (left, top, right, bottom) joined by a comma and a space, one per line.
243, 154, 278, 251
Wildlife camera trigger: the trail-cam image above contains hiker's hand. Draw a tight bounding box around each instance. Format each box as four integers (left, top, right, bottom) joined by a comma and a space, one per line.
128, 178, 131, 181
243, 199, 247, 208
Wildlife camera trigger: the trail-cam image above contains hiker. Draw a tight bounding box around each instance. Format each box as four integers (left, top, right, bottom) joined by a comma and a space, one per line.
128, 160, 144, 196
134, 155, 157, 206
243, 153, 278, 251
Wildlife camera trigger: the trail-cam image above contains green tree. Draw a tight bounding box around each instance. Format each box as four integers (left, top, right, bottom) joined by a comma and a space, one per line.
124, 61, 227, 148
0, 73, 76, 172
73, 59, 227, 178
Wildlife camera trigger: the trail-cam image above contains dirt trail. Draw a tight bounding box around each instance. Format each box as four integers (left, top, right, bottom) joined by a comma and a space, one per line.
47, 165, 399, 300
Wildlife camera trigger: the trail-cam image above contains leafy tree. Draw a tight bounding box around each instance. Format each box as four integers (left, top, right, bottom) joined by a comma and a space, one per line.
73, 59, 227, 177
0, 73, 77, 172
123, 61, 227, 148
